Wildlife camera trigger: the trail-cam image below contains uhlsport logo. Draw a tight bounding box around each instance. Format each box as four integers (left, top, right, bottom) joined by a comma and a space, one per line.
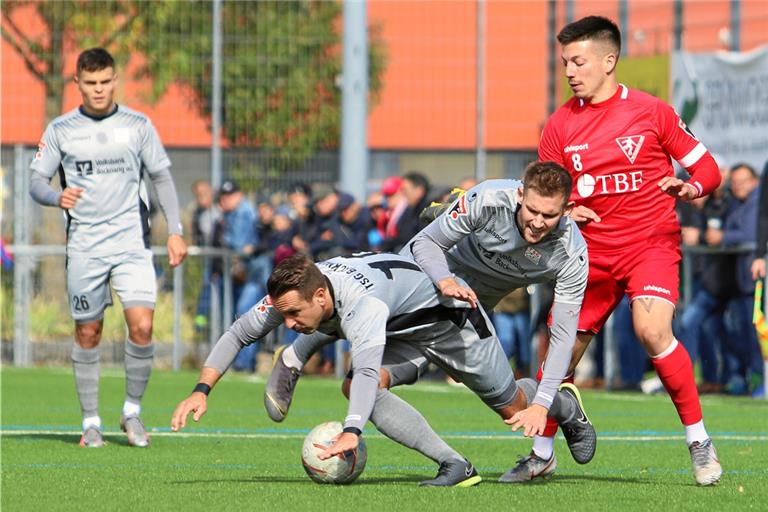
75, 160, 94, 177
616, 135, 645, 164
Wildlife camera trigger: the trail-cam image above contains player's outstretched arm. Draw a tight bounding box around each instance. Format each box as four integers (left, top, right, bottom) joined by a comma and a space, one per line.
437, 277, 478, 308
170, 367, 221, 431
569, 205, 601, 224
505, 404, 548, 438
318, 432, 360, 460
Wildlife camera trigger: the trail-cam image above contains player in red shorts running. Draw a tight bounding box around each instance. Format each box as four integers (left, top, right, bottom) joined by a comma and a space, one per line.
521, 16, 722, 486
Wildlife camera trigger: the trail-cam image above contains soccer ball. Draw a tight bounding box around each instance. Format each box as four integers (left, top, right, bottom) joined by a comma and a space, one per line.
301, 421, 367, 484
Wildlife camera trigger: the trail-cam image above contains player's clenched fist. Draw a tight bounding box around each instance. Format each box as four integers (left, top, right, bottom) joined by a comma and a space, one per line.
59, 187, 84, 209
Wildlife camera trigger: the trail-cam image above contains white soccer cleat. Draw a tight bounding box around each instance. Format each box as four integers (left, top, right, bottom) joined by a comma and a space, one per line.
120, 415, 150, 448
689, 438, 722, 486
498, 452, 557, 483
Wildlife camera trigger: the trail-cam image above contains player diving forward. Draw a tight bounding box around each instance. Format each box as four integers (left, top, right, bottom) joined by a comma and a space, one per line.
171, 252, 595, 486
262, 161, 593, 482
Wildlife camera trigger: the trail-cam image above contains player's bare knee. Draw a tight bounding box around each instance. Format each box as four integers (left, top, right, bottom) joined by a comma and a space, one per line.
128, 321, 153, 344
75, 323, 102, 349
635, 325, 670, 354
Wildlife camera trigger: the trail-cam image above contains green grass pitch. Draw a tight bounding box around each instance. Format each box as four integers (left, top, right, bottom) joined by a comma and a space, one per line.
2, 366, 766, 511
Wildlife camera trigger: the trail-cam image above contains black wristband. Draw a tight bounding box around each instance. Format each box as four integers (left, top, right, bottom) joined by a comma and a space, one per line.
342, 427, 362, 436
193, 382, 211, 396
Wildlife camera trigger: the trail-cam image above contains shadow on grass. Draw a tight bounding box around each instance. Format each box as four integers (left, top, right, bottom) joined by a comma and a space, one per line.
170, 474, 426, 486
6, 433, 81, 445
484, 474, 666, 486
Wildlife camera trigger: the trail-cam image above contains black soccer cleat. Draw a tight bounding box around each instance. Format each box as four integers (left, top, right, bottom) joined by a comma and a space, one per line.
559, 382, 597, 464
419, 458, 482, 487
264, 345, 301, 422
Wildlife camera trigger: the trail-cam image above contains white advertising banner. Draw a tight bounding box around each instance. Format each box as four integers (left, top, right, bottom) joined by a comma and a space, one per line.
672, 46, 768, 172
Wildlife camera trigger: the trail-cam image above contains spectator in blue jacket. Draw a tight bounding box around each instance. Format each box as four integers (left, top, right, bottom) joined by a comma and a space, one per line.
721, 163, 762, 394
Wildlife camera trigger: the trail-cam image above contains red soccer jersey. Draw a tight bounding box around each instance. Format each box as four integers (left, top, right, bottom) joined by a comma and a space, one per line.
539, 84, 710, 249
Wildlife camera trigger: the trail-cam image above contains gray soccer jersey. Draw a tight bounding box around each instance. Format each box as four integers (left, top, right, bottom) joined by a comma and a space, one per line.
30, 105, 179, 255
204, 252, 514, 431
408, 179, 588, 407
409, 179, 588, 309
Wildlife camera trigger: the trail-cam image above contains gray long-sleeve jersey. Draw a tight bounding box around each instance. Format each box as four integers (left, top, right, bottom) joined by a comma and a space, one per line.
29, 105, 182, 255
204, 252, 486, 432
408, 179, 588, 408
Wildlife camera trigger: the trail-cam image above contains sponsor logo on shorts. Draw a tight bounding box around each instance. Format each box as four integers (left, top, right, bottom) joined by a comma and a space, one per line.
643, 284, 671, 296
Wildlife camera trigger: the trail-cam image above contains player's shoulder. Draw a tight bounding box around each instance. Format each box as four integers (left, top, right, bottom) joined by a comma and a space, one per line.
114, 104, 154, 126
554, 216, 588, 255
48, 107, 84, 129
468, 179, 522, 209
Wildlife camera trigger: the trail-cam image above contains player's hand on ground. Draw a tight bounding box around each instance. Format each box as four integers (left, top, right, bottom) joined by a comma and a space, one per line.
318, 432, 359, 460
437, 278, 478, 308
569, 205, 601, 224
167, 234, 188, 267
658, 176, 698, 201
504, 404, 548, 437
752, 257, 766, 280
170, 393, 207, 431
59, 187, 84, 209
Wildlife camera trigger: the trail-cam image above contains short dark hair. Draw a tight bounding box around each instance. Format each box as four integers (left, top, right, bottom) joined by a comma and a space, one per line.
76, 48, 115, 75
402, 172, 430, 192
523, 161, 573, 206
730, 162, 757, 178
267, 254, 326, 301
557, 16, 621, 57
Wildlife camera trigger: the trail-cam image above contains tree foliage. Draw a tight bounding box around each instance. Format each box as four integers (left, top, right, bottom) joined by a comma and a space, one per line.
2, 0, 387, 168
133, 0, 385, 166
1, 0, 142, 123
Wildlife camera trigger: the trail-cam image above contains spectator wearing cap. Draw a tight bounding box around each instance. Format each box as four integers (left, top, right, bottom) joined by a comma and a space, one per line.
380, 172, 431, 252
216, 179, 264, 372
336, 192, 371, 253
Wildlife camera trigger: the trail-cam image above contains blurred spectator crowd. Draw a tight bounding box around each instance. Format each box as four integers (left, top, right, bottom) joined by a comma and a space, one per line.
185, 160, 767, 398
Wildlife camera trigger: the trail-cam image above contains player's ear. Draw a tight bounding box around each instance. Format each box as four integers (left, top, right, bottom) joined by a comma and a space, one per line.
603, 51, 618, 75
314, 286, 327, 305
516, 187, 524, 203
563, 200, 576, 217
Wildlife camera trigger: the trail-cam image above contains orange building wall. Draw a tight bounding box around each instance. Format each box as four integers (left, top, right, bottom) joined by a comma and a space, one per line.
1, 4, 212, 147
2, 1, 766, 150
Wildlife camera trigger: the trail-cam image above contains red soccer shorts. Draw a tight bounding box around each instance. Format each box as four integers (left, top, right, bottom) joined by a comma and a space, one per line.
577, 233, 681, 335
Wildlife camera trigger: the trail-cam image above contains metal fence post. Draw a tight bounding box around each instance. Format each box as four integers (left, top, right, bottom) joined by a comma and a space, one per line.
172, 260, 184, 371
222, 256, 233, 325
13, 144, 32, 367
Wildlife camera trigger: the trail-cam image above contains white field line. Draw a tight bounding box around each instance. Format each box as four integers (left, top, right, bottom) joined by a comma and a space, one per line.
1, 428, 766, 443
